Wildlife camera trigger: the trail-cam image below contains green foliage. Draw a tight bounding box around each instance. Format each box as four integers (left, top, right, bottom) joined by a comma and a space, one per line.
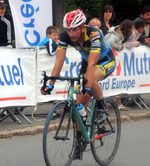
65, 0, 150, 24
4, 0, 150, 45
65, 0, 109, 23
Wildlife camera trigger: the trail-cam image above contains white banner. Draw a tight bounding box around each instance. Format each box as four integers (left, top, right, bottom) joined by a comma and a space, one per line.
101, 46, 150, 96
8, 0, 53, 47
36, 45, 150, 103
0, 45, 150, 107
0, 48, 36, 107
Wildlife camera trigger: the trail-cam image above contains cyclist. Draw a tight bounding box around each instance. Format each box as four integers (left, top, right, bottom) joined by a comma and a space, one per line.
41, 9, 116, 159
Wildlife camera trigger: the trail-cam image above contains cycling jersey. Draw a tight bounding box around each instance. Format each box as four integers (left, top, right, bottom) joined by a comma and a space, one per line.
58, 26, 116, 81
58, 26, 111, 61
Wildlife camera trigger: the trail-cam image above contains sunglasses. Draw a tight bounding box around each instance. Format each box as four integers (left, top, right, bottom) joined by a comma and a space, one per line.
0, 7, 5, 10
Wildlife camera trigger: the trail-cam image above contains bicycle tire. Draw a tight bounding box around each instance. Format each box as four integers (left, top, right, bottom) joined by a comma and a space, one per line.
91, 97, 121, 166
0, 107, 11, 122
43, 101, 77, 166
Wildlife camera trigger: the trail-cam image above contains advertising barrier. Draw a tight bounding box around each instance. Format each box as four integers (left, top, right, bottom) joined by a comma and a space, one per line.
100, 46, 150, 96
0, 48, 36, 107
36, 45, 150, 103
0, 45, 150, 107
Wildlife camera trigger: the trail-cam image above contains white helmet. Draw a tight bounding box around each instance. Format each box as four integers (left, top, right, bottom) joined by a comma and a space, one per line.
63, 9, 86, 29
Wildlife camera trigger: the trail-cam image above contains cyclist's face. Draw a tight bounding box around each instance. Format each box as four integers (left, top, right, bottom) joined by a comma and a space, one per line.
141, 12, 150, 24
66, 27, 83, 42
0, 7, 6, 16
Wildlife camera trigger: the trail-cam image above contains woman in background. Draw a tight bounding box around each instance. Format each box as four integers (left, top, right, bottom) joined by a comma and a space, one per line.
100, 5, 115, 36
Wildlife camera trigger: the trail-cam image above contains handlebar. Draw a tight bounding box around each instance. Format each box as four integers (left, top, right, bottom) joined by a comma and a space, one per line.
41, 71, 88, 89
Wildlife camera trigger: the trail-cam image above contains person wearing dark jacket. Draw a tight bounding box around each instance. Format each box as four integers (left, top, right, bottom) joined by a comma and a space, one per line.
134, 5, 150, 46
0, 0, 11, 46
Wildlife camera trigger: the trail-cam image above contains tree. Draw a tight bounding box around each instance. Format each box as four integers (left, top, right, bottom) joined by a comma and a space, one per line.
55, 0, 65, 32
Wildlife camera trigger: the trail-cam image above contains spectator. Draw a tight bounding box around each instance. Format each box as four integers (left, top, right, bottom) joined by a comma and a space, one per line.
38, 26, 59, 56
105, 19, 134, 50
100, 5, 115, 36
0, 0, 11, 46
88, 18, 101, 29
135, 5, 150, 46
123, 19, 146, 48
105, 19, 134, 111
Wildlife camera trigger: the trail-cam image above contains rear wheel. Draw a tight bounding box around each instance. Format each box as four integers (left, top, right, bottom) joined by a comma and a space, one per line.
91, 97, 121, 165
43, 101, 77, 166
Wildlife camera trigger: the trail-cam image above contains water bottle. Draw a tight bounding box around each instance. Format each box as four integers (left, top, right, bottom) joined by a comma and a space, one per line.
77, 104, 87, 121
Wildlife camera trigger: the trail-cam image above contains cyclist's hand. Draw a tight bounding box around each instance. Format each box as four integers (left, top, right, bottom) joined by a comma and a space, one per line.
82, 87, 92, 108
41, 84, 54, 95
76, 92, 84, 105
76, 89, 91, 109
83, 93, 91, 109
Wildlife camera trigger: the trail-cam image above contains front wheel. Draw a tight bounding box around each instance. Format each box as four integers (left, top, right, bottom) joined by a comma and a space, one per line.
91, 97, 121, 166
43, 101, 77, 166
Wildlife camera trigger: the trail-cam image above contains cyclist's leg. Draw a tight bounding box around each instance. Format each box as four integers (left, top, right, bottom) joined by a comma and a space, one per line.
92, 51, 116, 124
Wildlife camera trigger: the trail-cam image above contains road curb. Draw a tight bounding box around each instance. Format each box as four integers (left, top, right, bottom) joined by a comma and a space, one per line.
0, 126, 44, 139
120, 112, 150, 122
0, 112, 150, 139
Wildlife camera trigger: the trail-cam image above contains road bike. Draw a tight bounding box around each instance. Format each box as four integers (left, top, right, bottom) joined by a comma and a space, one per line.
42, 71, 121, 166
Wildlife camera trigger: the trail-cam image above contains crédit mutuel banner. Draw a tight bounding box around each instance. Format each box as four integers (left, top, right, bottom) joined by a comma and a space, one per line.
37, 45, 150, 103
0, 48, 35, 107
100, 46, 150, 96
8, 0, 53, 47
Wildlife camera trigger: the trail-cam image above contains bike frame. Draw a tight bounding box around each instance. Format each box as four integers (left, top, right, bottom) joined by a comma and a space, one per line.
41, 71, 111, 144
67, 81, 96, 143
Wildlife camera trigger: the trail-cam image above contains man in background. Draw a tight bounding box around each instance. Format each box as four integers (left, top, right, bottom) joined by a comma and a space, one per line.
88, 18, 101, 29
0, 0, 11, 46
135, 5, 150, 46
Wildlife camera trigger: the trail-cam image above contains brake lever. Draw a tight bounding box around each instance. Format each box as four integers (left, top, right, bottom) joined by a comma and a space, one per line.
41, 71, 49, 87
80, 73, 88, 91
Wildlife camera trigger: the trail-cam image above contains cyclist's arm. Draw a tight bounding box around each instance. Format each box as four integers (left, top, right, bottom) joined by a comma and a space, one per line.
49, 48, 66, 85
85, 29, 101, 89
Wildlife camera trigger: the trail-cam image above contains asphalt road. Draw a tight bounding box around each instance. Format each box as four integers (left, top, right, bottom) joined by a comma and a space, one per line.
0, 119, 150, 166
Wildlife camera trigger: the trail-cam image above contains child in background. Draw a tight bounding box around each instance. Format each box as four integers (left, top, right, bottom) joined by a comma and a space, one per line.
38, 26, 59, 56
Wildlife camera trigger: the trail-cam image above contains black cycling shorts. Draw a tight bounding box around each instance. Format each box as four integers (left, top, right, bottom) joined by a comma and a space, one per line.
80, 48, 116, 81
